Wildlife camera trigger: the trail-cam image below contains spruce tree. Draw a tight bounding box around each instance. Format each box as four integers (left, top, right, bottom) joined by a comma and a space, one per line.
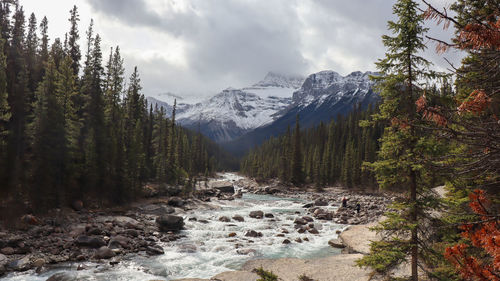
67, 5, 80, 77
357, 1, 444, 279
290, 115, 303, 185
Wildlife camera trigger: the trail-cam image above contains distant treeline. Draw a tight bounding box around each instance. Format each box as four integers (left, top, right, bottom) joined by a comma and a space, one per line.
240, 104, 384, 188
0, 3, 235, 212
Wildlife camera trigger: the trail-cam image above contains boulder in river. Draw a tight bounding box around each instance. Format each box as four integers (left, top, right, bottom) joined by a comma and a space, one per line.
328, 238, 345, 248
232, 215, 244, 222
146, 245, 164, 255
210, 181, 235, 193
167, 197, 185, 207
294, 217, 307, 225
156, 215, 184, 232
249, 211, 264, 219
314, 199, 329, 206
245, 230, 263, 238
219, 216, 231, 222
46, 272, 78, 281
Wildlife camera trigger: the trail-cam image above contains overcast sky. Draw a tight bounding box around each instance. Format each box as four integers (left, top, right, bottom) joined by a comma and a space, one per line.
20, 0, 462, 102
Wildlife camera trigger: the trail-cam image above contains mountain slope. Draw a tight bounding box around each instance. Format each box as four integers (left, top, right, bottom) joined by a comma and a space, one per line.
148, 72, 304, 143
223, 71, 379, 156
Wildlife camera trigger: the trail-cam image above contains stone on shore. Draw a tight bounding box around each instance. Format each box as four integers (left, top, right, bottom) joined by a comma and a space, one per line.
94, 246, 115, 259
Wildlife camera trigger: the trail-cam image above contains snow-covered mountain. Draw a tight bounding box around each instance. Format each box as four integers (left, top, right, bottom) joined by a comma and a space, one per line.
224, 70, 379, 155
148, 72, 303, 143
147, 70, 378, 150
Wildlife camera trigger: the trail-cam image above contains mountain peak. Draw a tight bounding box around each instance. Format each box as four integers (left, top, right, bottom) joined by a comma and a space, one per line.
253, 72, 305, 89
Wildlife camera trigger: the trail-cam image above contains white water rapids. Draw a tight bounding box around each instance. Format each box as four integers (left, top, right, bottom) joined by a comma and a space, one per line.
3, 173, 347, 281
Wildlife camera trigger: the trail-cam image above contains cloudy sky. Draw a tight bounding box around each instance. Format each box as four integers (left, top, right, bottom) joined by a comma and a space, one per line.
20, 0, 461, 102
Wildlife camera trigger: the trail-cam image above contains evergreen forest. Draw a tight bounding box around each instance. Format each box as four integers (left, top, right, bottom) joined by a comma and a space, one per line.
0, 2, 235, 213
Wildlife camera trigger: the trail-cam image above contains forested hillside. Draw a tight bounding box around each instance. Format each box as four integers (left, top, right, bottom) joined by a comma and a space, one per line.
240, 104, 384, 188
0, 3, 234, 213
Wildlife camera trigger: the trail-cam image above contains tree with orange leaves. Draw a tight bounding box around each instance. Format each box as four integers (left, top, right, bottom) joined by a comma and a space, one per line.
418, 0, 500, 280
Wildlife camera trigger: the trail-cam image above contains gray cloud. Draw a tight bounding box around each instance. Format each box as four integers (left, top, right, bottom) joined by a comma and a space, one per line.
86, 0, 461, 100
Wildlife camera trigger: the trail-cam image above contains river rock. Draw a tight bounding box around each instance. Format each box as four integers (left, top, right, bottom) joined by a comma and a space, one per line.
308, 228, 319, 235
178, 243, 197, 253
282, 239, 291, 244
7, 256, 30, 271
303, 216, 314, 222
245, 230, 263, 238
294, 217, 307, 225
46, 272, 78, 281
264, 213, 274, 218
156, 215, 184, 232
1, 247, 14, 255
232, 215, 244, 222
32, 257, 45, 268
314, 199, 329, 206
108, 235, 131, 249
0, 253, 7, 275
328, 238, 345, 248
167, 197, 185, 207
249, 211, 264, 219
302, 203, 314, 208
146, 245, 164, 255
228, 232, 237, 237
237, 249, 256, 255
75, 235, 106, 248
123, 229, 139, 237
211, 181, 235, 193
141, 204, 175, 215
95, 246, 115, 259
219, 216, 231, 222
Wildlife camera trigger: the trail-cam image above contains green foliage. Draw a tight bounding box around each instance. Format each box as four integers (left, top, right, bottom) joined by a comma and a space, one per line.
254, 267, 278, 281
358, 0, 449, 279
0, 3, 233, 211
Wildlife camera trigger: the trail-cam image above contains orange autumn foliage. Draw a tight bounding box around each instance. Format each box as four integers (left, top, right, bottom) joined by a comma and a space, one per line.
416, 95, 448, 126
458, 18, 500, 51
457, 90, 492, 115
444, 190, 500, 281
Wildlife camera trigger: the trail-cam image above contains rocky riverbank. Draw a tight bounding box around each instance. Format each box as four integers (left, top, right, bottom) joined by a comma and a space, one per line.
0, 180, 239, 277
0, 174, 393, 280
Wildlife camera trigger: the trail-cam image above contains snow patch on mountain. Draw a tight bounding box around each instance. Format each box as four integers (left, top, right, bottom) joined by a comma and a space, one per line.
176, 88, 290, 130
293, 70, 376, 108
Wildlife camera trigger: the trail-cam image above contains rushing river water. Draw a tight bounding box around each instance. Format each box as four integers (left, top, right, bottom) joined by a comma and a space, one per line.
3, 173, 346, 281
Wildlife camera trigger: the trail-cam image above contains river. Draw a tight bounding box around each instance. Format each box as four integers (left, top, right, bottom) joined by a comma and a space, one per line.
3, 173, 346, 281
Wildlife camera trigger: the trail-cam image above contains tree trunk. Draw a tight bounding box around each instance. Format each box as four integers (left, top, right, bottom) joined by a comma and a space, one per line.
410, 169, 418, 281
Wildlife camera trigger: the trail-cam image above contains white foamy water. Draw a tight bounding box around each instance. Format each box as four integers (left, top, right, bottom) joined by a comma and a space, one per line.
3, 173, 346, 281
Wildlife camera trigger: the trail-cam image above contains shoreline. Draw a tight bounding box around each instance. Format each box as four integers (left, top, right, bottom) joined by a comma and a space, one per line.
0, 174, 390, 280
